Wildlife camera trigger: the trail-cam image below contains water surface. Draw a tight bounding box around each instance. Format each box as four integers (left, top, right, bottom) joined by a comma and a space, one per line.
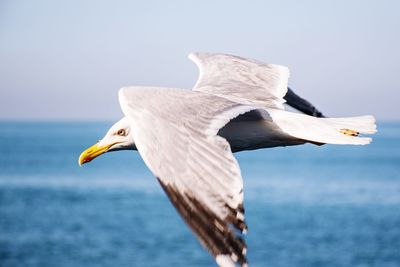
1, 122, 399, 267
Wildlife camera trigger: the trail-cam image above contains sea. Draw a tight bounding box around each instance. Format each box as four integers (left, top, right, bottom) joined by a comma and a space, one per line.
0, 121, 399, 267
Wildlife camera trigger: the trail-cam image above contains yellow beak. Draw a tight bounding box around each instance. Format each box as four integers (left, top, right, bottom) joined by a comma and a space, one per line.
78, 142, 116, 166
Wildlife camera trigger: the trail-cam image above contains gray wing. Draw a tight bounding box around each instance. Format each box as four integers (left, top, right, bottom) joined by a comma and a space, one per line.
190, 52, 289, 109
190, 52, 326, 117
119, 87, 255, 267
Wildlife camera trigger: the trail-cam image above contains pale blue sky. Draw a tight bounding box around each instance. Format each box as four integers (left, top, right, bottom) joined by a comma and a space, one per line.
1, 0, 399, 120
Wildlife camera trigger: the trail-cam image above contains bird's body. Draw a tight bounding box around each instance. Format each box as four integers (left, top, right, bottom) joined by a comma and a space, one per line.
79, 53, 376, 267
220, 110, 307, 152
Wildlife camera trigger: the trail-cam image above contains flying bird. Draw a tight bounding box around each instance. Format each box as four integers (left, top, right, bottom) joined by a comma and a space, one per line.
79, 53, 376, 267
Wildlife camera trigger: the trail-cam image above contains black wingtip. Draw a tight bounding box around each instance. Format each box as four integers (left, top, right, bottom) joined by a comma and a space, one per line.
284, 87, 326, 118
156, 177, 248, 266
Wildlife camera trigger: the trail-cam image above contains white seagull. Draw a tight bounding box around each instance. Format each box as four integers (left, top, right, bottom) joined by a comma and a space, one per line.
79, 53, 376, 267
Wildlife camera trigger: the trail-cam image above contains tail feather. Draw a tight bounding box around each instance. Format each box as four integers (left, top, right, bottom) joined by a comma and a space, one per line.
267, 109, 377, 145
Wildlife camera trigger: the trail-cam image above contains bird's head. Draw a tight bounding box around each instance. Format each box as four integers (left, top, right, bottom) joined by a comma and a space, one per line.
78, 117, 136, 166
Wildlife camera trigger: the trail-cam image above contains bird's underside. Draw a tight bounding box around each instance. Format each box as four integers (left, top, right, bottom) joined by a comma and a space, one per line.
219, 85, 328, 152
219, 109, 307, 152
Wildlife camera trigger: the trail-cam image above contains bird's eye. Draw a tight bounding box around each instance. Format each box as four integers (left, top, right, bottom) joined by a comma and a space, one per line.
117, 129, 126, 136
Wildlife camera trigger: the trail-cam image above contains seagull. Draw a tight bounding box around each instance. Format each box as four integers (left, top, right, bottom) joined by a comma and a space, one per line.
79, 53, 376, 267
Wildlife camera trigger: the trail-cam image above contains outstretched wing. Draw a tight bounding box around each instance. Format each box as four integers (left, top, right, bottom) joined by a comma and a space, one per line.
189, 52, 289, 109
119, 87, 255, 267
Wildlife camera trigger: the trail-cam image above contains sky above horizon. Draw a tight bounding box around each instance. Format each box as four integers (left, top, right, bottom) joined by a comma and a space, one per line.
0, 0, 399, 121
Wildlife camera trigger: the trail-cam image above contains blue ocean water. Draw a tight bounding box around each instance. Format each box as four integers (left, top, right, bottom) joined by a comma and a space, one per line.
0, 121, 399, 267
